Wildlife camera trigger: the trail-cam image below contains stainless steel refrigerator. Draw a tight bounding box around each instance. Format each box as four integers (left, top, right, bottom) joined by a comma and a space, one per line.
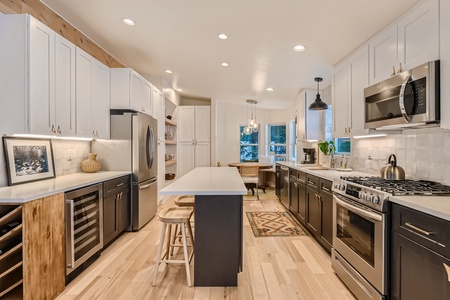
93, 110, 158, 230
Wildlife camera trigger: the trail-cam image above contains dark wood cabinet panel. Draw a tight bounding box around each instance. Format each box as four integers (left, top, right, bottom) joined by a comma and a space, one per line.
391, 232, 450, 300
103, 175, 130, 248
297, 183, 307, 225
103, 194, 119, 246
320, 194, 333, 252
289, 178, 299, 215
391, 203, 450, 299
306, 188, 320, 236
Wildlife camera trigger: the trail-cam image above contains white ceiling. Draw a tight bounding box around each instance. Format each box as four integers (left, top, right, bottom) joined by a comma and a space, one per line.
41, 0, 420, 109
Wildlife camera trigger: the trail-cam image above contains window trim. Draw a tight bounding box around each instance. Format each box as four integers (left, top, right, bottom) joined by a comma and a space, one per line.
267, 123, 287, 161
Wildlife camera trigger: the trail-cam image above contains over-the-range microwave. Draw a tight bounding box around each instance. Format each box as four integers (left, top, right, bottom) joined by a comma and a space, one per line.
364, 60, 440, 130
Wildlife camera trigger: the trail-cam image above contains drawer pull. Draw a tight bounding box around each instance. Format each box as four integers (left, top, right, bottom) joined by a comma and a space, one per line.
444, 263, 450, 282
116, 182, 124, 187
322, 186, 331, 192
404, 222, 433, 236
308, 180, 315, 186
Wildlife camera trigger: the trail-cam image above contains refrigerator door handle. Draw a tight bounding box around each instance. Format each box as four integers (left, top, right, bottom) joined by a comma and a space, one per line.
146, 125, 155, 170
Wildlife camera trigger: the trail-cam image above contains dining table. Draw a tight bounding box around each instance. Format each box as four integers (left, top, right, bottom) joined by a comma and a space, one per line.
228, 162, 275, 193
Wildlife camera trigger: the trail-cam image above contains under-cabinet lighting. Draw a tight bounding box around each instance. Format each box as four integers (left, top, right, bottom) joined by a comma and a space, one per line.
11, 133, 93, 141
353, 134, 387, 139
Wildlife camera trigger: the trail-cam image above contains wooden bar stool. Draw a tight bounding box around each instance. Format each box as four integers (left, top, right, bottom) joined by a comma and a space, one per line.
152, 207, 195, 287
174, 195, 195, 207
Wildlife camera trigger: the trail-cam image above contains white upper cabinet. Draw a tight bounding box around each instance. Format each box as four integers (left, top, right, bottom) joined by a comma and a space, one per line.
397, 0, 439, 72
0, 14, 75, 136
111, 68, 153, 115
440, 0, 450, 129
369, 0, 439, 84
297, 89, 324, 141
75, 47, 110, 139
333, 45, 369, 138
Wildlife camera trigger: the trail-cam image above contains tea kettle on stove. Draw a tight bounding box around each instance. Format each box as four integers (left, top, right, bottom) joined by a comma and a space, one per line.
380, 154, 405, 180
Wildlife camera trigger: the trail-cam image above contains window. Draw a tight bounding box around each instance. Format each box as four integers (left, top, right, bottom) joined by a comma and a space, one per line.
268, 124, 286, 161
335, 137, 351, 153
240, 126, 258, 162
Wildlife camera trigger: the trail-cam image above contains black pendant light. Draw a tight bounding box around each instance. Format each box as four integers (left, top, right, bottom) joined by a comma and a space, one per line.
308, 77, 328, 110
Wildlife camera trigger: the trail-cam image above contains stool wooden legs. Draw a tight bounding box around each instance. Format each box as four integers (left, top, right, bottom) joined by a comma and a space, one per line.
152, 221, 195, 287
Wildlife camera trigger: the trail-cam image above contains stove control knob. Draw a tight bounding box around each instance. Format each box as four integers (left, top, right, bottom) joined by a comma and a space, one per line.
365, 193, 371, 201
340, 184, 345, 191
358, 191, 364, 199
371, 195, 380, 204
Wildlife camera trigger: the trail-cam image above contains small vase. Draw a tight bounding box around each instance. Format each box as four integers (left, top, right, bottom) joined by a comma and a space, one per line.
81, 153, 102, 173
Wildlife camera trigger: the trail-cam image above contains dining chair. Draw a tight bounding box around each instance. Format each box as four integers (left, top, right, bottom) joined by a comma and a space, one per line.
240, 164, 259, 199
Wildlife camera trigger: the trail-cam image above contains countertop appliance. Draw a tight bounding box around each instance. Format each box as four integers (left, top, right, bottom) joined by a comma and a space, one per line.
301, 148, 316, 164
65, 183, 103, 281
93, 110, 158, 231
331, 176, 450, 300
364, 60, 440, 130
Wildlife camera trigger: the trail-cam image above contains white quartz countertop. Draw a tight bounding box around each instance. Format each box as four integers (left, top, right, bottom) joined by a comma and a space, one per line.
0, 171, 131, 203
389, 195, 450, 222
160, 167, 247, 195
276, 161, 373, 181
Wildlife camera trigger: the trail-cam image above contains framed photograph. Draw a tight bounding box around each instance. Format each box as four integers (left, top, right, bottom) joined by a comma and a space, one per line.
2, 137, 55, 186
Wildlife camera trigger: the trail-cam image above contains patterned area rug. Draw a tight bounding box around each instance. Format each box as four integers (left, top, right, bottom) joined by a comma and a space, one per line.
246, 211, 309, 237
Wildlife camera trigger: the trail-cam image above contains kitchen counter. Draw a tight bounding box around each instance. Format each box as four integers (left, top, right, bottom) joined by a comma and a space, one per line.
278, 161, 450, 222
160, 167, 247, 195
389, 195, 450, 222
276, 161, 373, 181
0, 171, 131, 203
161, 167, 245, 287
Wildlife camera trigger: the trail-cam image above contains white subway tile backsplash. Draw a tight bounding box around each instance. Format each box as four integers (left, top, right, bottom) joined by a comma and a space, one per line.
352, 128, 450, 183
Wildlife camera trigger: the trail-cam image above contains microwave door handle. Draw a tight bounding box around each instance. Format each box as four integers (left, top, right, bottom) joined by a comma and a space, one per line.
399, 75, 413, 123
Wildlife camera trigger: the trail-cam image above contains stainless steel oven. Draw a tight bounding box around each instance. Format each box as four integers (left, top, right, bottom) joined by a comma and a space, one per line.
332, 194, 387, 300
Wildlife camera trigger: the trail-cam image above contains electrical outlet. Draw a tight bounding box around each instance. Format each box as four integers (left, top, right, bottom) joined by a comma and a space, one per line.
66, 150, 73, 161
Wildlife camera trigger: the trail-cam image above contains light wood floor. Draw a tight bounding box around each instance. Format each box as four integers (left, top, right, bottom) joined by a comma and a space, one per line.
56, 189, 356, 300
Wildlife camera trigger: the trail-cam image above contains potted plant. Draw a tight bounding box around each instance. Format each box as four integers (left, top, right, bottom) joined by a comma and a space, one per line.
317, 141, 335, 167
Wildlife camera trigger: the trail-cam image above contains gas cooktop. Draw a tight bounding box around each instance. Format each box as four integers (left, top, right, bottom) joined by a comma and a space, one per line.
340, 176, 450, 196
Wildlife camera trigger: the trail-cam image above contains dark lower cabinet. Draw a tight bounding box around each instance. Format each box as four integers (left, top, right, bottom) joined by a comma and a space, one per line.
306, 174, 332, 253
103, 175, 130, 247
289, 177, 299, 215
391, 203, 450, 299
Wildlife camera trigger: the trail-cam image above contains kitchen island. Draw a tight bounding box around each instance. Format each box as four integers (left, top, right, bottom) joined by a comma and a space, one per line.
160, 167, 247, 286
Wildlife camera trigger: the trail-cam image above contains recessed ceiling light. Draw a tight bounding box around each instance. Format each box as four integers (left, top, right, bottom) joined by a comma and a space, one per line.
221, 62, 229, 67
265, 87, 274, 92
177, 88, 183, 92
122, 18, 135, 26
293, 44, 306, 52
218, 33, 228, 40
164, 69, 173, 74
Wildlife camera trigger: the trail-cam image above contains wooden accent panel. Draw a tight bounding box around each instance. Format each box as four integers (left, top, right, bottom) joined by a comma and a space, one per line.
0, 0, 21, 13
22, 193, 65, 300
0, 0, 125, 68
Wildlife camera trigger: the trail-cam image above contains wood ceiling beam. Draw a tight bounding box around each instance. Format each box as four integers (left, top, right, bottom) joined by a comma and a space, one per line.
1, 0, 125, 68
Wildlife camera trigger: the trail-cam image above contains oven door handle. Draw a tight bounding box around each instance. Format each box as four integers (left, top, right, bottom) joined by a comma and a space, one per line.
334, 196, 382, 222
399, 75, 413, 123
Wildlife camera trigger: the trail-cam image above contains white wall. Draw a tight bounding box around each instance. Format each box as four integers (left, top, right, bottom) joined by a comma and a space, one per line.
351, 127, 450, 185
215, 101, 294, 165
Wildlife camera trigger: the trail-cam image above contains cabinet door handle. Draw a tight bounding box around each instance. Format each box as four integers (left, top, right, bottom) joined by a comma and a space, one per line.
444, 263, 450, 282
294, 182, 298, 188
391, 66, 396, 76
57, 125, 62, 134
322, 186, 331, 192
51, 125, 56, 133
398, 63, 403, 73
347, 127, 350, 134
404, 222, 433, 236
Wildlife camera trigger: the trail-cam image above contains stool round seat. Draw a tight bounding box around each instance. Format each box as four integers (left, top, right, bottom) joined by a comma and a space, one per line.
174, 195, 195, 207
159, 206, 193, 223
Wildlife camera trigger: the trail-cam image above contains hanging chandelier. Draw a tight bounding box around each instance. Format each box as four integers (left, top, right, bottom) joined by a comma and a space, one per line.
308, 77, 328, 110
244, 99, 258, 135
